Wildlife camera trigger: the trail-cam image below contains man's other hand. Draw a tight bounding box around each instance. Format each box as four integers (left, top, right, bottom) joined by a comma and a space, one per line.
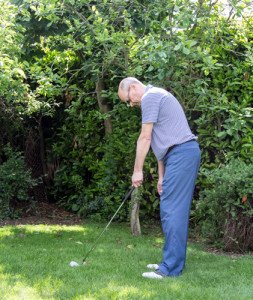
157, 177, 163, 195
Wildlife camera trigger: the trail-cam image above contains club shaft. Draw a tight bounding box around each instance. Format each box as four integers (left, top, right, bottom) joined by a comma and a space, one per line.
82, 186, 135, 262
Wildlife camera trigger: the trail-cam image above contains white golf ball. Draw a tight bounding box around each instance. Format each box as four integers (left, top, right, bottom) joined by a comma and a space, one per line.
69, 261, 79, 267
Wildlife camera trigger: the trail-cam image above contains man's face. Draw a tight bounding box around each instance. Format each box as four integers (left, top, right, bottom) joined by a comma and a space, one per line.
118, 84, 140, 107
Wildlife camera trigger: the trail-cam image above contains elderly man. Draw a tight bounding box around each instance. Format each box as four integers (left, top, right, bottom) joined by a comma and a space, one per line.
118, 77, 201, 279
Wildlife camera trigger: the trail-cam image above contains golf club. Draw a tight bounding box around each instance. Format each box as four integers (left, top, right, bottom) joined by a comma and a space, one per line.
69, 186, 135, 267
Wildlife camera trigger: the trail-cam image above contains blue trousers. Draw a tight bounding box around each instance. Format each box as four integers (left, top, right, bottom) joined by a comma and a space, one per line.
158, 140, 201, 277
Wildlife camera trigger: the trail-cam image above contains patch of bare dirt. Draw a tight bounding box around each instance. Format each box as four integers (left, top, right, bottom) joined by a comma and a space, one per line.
204, 245, 247, 258
0, 201, 82, 226
189, 237, 252, 257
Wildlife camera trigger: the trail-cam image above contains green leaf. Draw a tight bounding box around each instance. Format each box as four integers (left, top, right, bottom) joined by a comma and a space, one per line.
174, 44, 181, 51
72, 204, 79, 212
217, 132, 227, 138
188, 40, 197, 47
183, 47, 190, 55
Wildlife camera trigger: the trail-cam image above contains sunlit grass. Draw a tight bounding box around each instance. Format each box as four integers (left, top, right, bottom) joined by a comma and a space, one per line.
0, 222, 252, 299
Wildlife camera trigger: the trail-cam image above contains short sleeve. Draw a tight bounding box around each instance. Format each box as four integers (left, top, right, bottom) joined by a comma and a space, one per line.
141, 93, 161, 124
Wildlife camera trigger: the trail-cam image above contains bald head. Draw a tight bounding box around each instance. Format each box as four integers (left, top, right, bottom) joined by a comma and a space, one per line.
118, 77, 142, 92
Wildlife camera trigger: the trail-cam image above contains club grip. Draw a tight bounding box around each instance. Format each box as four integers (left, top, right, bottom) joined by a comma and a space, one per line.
123, 186, 135, 202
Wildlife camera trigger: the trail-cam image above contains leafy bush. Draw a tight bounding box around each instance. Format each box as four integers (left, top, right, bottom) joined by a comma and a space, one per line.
194, 159, 253, 252
2, 0, 253, 230
52, 98, 141, 220
0, 148, 36, 219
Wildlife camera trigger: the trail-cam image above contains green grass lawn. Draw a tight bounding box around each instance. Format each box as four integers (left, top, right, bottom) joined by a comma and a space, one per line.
0, 222, 252, 300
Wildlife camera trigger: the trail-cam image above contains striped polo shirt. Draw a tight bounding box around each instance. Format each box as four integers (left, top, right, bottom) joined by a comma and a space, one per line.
141, 85, 197, 160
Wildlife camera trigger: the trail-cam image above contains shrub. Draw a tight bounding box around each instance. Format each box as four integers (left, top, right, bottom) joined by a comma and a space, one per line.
194, 159, 253, 252
0, 148, 36, 219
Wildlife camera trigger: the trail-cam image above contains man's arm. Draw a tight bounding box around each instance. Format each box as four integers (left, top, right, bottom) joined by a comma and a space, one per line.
132, 123, 153, 187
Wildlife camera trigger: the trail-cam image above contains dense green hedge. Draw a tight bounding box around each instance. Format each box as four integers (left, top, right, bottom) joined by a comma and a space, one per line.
0, 148, 36, 219
0, 1, 253, 250
194, 159, 253, 252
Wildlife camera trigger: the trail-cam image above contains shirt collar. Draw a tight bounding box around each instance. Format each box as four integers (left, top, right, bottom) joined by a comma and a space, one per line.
145, 84, 153, 93
141, 84, 153, 103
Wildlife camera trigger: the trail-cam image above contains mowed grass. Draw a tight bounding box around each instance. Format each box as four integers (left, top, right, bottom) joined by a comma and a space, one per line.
0, 222, 252, 300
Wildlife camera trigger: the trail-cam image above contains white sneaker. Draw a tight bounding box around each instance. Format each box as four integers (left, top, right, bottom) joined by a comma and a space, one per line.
147, 264, 159, 270
142, 271, 164, 279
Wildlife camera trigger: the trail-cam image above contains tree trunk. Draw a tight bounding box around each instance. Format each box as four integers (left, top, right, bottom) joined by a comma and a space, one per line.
96, 78, 113, 135
38, 116, 47, 177
25, 129, 48, 202
130, 187, 141, 236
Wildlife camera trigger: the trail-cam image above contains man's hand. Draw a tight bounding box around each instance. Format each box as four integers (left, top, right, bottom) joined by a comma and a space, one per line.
157, 177, 163, 195
132, 171, 143, 187
157, 160, 164, 195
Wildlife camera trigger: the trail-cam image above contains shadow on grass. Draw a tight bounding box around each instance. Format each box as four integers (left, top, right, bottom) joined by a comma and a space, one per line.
0, 223, 162, 299
0, 223, 253, 299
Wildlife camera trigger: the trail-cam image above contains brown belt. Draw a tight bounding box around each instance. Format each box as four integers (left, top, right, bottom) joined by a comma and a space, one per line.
165, 144, 176, 156
165, 139, 196, 156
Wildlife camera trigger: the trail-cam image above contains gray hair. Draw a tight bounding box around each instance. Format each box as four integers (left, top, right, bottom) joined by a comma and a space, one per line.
119, 77, 142, 92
